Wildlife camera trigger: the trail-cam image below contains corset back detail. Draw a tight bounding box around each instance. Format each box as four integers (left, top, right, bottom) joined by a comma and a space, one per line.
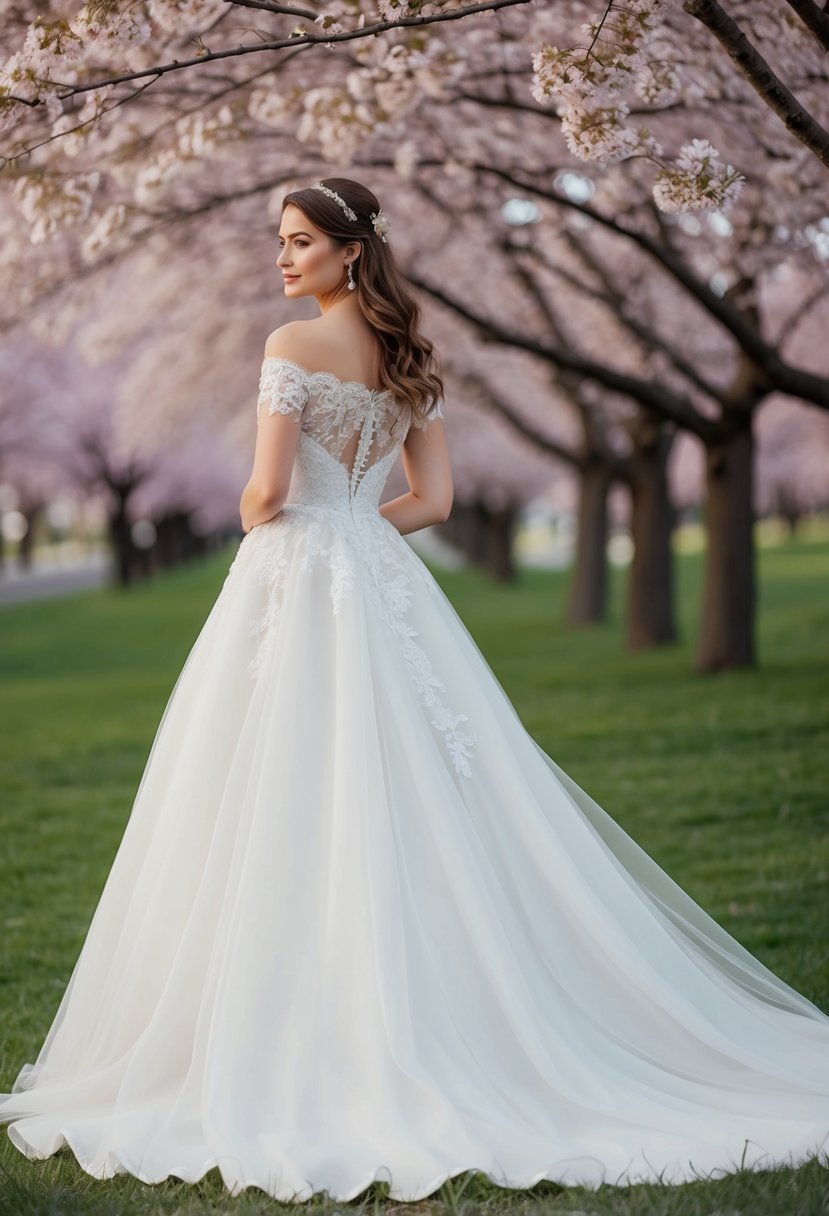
256, 356, 443, 515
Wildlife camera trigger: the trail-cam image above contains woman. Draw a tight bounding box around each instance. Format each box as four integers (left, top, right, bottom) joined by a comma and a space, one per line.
1, 177, 827, 1204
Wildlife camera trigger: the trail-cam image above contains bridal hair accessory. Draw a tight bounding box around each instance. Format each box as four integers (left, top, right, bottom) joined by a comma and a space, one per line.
347, 261, 356, 291
370, 209, 390, 242
311, 183, 390, 242
312, 183, 357, 222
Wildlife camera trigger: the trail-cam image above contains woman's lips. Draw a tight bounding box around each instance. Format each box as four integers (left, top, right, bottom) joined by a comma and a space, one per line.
283, 274, 300, 282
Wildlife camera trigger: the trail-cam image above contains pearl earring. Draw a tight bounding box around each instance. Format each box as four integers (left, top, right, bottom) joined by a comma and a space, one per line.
347, 262, 356, 291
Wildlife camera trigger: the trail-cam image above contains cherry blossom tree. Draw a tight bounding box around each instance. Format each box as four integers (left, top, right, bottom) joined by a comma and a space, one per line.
405, 170, 828, 669
0, 324, 246, 583
1, 0, 827, 670
3, 2, 826, 217
0, 330, 80, 566
426, 376, 563, 582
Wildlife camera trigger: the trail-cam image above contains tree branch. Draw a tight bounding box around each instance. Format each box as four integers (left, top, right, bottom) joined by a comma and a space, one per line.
557, 232, 730, 407
229, 1, 321, 18
9, 0, 532, 108
683, 0, 829, 170
455, 368, 585, 468
462, 160, 829, 410
775, 280, 829, 349
784, 0, 829, 52
500, 241, 629, 466
407, 271, 722, 443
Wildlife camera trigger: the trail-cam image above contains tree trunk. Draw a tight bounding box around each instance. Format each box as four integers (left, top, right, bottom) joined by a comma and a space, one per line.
773, 483, 801, 537
154, 510, 195, 570
486, 505, 517, 582
566, 460, 610, 626
441, 503, 488, 565
627, 415, 677, 650
15, 502, 44, 569
108, 486, 140, 586
696, 417, 756, 672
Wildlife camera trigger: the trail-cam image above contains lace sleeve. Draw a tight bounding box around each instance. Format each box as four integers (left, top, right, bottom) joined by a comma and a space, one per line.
256, 357, 309, 423
410, 397, 444, 430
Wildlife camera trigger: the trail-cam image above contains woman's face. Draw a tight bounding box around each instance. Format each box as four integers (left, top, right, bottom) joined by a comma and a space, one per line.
276, 203, 357, 300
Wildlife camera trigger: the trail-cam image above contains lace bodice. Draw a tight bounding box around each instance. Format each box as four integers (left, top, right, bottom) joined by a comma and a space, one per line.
256, 356, 443, 515
246, 358, 472, 774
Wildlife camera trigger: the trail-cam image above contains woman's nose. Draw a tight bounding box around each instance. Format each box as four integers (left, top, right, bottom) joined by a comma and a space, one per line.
276, 249, 290, 267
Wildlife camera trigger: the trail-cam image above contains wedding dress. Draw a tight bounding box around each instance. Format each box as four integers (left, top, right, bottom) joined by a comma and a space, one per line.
1, 355, 828, 1203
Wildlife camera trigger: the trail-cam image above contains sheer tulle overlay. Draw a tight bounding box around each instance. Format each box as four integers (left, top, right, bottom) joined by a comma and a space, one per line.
1, 358, 827, 1202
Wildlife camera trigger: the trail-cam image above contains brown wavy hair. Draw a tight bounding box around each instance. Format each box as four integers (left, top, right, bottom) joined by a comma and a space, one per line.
281, 177, 443, 430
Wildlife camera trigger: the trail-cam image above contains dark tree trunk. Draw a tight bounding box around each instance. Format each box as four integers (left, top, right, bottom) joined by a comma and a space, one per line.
486, 505, 518, 583
16, 502, 44, 569
153, 511, 197, 570
696, 416, 756, 672
566, 460, 610, 626
17, 503, 42, 569
773, 484, 801, 537
627, 414, 677, 650
441, 502, 488, 565
441, 501, 518, 581
108, 485, 141, 586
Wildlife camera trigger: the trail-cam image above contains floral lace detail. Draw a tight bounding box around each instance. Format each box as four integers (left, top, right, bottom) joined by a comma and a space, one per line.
232, 356, 474, 774
259, 357, 400, 471
256, 357, 441, 467
243, 514, 357, 680
364, 517, 477, 777
238, 510, 477, 777
409, 398, 444, 429
257, 359, 309, 422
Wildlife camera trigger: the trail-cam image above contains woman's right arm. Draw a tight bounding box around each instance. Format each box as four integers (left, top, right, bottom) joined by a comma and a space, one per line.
379, 416, 453, 535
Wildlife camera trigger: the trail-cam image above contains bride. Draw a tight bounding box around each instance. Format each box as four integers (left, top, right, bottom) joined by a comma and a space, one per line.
1, 177, 827, 1204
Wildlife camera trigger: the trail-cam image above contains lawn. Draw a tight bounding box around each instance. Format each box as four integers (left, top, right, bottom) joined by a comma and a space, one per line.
1, 533, 827, 1215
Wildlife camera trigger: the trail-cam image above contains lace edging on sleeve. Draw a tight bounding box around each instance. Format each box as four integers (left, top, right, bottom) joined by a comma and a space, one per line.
410, 397, 444, 430
256, 358, 309, 423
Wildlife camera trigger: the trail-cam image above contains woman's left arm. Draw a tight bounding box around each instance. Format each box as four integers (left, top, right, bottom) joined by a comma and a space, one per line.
240, 408, 304, 534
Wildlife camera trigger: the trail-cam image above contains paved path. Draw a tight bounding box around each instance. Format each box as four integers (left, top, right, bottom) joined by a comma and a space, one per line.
0, 551, 113, 606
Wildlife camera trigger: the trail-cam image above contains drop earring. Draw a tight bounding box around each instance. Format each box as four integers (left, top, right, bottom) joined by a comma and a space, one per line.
347, 261, 356, 291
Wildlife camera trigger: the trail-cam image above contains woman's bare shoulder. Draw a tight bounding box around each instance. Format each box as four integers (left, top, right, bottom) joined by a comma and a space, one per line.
263, 319, 321, 362
264, 317, 373, 380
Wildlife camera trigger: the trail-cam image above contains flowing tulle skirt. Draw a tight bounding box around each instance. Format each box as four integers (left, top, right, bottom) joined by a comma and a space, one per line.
1, 505, 828, 1202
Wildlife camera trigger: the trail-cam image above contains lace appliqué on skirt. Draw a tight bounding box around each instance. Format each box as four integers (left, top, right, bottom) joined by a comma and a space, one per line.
245, 517, 356, 681
365, 517, 477, 779
236, 512, 477, 779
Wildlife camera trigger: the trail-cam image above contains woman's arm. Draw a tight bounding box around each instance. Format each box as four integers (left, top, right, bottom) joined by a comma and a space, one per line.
240, 331, 308, 534
240, 408, 305, 533
379, 416, 453, 535
239, 480, 284, 534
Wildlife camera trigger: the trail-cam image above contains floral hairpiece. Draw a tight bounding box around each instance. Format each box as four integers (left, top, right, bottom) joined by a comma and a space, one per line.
370, 209, 390, 242
312, 182, 357, 222
311, 182, 391, 242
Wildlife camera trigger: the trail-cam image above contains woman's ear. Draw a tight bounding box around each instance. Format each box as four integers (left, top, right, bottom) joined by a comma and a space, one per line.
345, 240, 363, 264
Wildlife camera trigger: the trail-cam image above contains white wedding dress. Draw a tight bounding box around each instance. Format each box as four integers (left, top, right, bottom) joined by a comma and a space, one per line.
1, 356, 828, 1202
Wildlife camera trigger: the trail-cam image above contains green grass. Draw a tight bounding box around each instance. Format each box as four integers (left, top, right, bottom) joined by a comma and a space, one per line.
1, 536, 828, 1215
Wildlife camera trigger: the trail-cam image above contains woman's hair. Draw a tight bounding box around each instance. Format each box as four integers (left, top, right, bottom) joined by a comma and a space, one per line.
281, 177, 443, 429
